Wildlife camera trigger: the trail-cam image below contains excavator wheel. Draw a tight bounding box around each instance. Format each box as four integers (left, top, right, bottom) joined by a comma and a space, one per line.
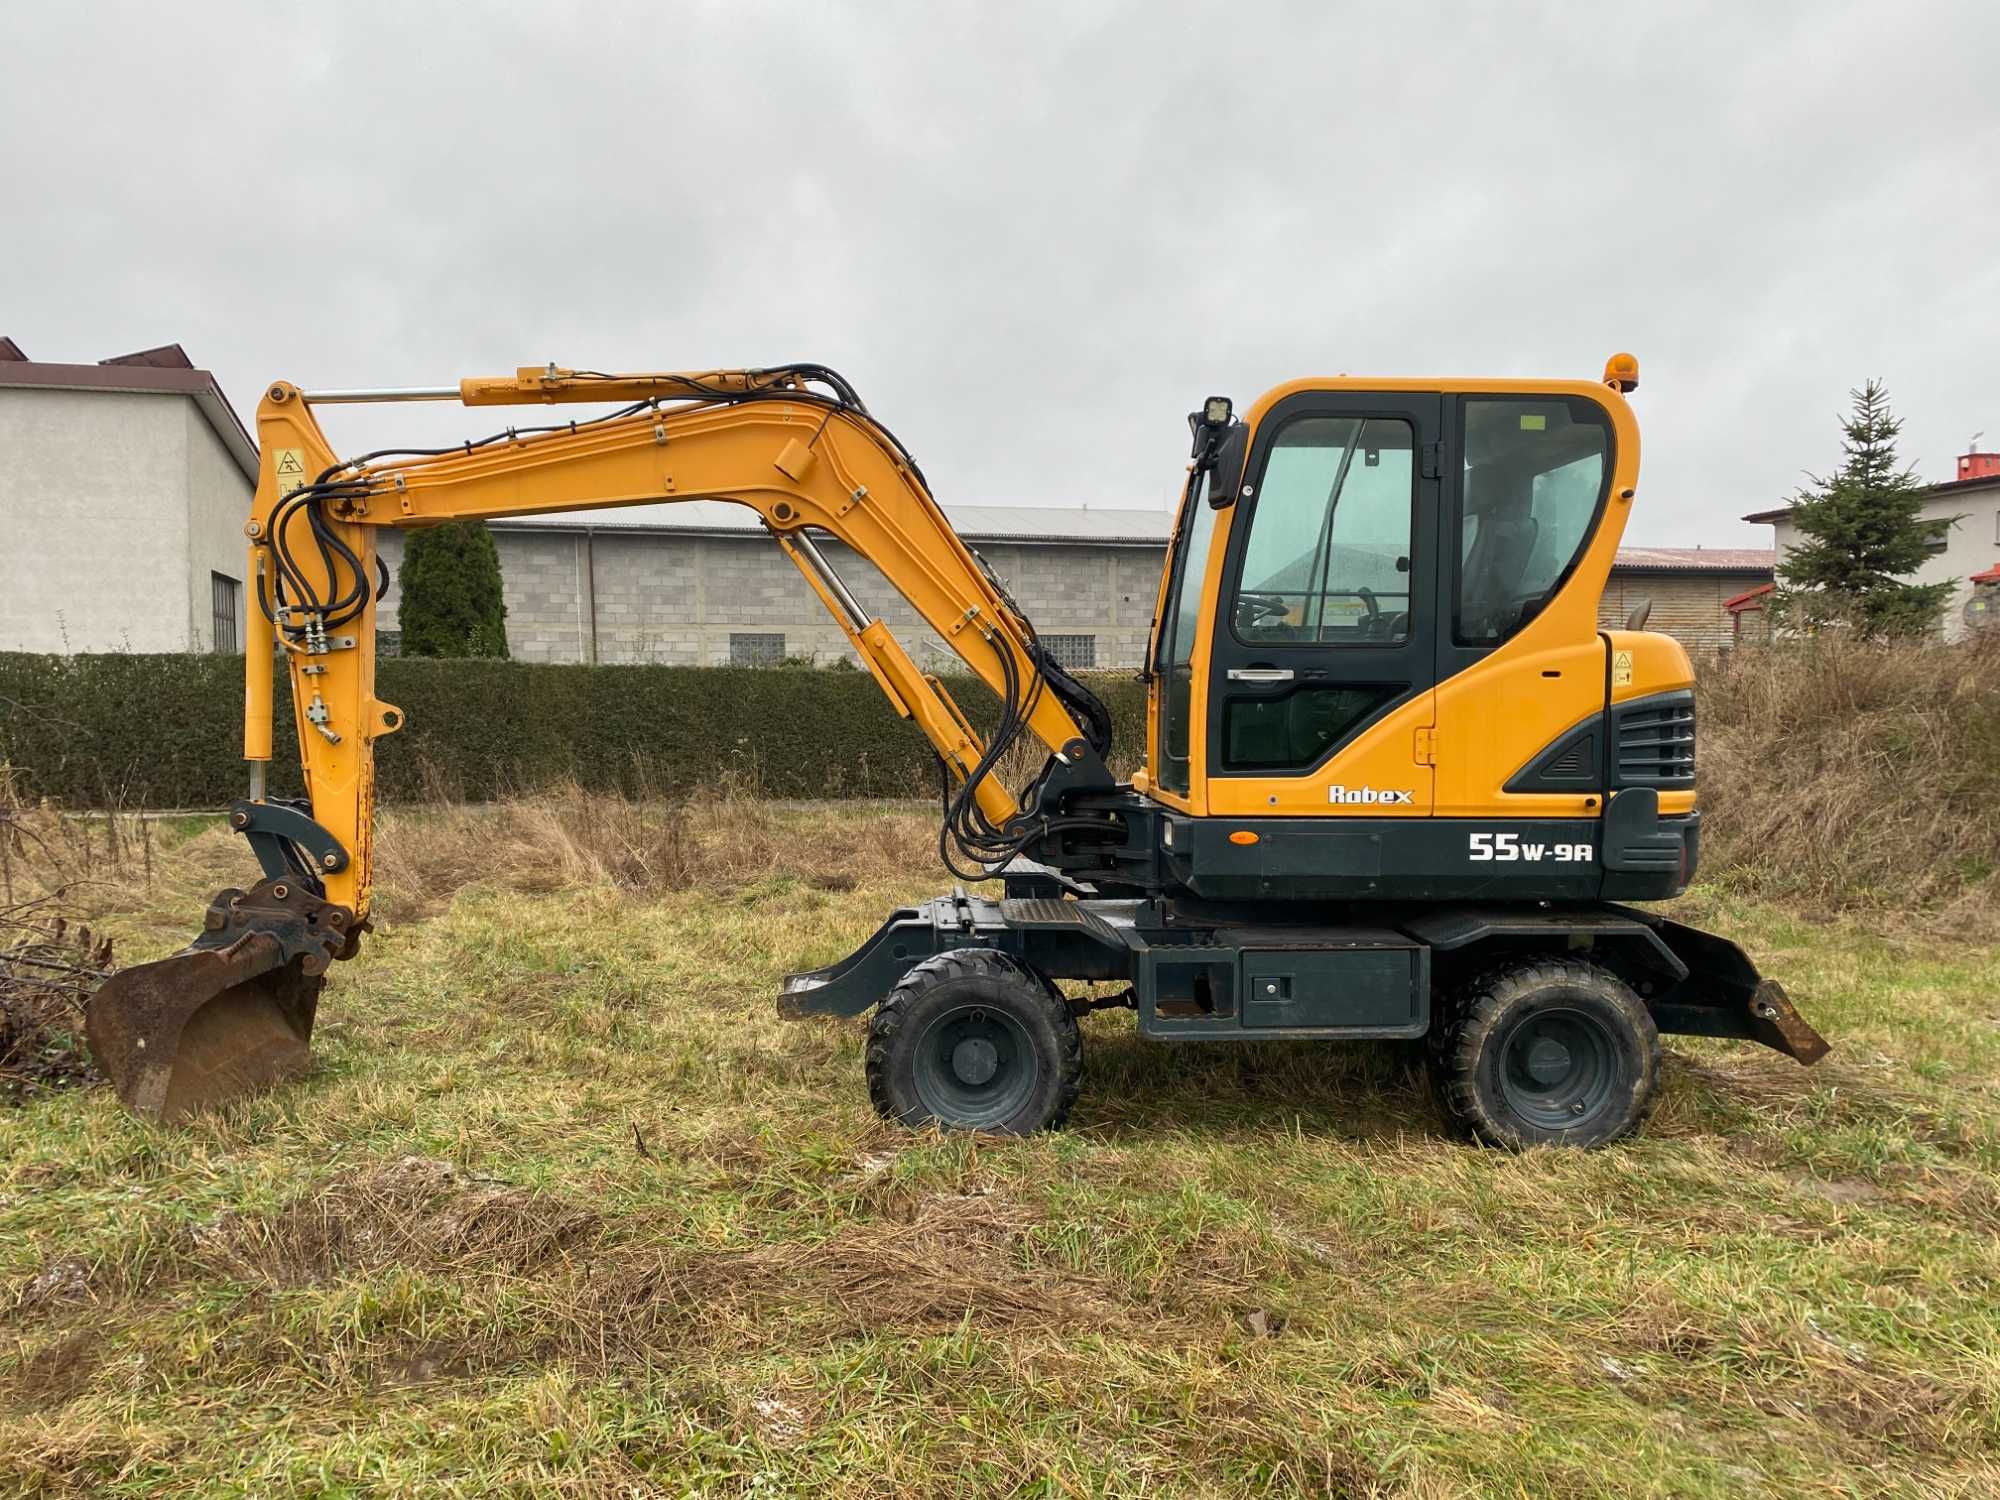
1427, 957, 1661, 1150
866, 948, 1082, 1135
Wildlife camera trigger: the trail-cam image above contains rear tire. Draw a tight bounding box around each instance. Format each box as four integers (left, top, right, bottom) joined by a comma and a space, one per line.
867, 948, 1082, 1135
1428, 958, 1660, 1149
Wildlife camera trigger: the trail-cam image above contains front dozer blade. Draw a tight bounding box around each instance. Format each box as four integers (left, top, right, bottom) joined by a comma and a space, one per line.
85, 878, 357, 1124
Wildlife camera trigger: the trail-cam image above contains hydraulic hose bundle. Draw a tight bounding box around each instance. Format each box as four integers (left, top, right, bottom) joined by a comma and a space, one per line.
256, 364, 1116, 879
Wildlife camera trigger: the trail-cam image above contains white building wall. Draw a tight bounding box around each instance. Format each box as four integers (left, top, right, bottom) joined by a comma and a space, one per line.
182, 402, 256, 649
0, 388, 193, 651
1767, 480, 2000, 640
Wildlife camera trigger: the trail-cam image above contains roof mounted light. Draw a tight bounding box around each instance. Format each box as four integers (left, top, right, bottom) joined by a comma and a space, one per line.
1204, 396, 1233, 425
1603, 353, 1640, 393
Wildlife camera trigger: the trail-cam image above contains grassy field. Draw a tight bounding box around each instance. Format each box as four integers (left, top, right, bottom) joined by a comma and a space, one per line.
3, 796, 1999, 1498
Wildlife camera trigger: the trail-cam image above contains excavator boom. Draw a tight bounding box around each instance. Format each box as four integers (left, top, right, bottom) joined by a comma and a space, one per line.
88, 363, 1114, 1120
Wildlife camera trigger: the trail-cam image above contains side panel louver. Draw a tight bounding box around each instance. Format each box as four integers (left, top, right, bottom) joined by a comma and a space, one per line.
1612, 690, 1696, 789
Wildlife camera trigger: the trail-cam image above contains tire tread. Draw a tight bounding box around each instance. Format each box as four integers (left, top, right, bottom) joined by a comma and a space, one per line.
865, 947, 1083, 1133
1428, 956, 1661, 1149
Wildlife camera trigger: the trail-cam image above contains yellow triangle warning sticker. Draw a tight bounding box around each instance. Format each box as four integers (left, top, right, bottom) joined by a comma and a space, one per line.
274, 448, 307, 495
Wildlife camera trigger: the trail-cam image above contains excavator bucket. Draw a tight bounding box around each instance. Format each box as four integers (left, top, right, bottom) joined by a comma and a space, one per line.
85, 878, 356, 1124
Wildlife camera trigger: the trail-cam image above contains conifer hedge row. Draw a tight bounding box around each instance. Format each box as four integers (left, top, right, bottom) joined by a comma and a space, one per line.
0, 653, 1147, 809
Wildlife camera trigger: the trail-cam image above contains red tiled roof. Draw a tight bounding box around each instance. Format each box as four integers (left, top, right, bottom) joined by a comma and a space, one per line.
0, 336, 27, 362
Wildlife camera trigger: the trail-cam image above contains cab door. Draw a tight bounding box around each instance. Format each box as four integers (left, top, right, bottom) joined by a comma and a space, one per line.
1204, 392, 1443, 816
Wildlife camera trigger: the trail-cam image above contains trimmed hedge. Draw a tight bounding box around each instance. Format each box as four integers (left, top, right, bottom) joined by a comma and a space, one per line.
0, 653, 1147, 809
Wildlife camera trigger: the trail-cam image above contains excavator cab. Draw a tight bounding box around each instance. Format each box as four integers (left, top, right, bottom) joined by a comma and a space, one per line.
86, 354, 1824, 1144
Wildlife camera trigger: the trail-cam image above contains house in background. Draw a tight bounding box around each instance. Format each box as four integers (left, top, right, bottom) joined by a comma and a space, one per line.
0, 347, 1789, 665
1743, 451, 2000, 641
1594, 548, 1776, 651
0, 340, 256, 653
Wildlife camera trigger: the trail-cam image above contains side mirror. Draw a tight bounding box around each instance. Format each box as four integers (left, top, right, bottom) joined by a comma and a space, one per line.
1205, 423, 1248, 508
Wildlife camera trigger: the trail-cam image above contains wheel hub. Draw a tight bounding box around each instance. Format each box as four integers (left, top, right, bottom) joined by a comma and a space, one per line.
909, 1002, 1040, 1129
1524, 1036, 1572, 1085
1498, 1007, 1618, 1132
951, 1036, 1000, 1086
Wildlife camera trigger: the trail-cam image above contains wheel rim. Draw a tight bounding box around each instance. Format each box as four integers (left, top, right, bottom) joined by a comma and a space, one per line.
912, 1003, 1039, 1128
1497, 1006, 1619, 1131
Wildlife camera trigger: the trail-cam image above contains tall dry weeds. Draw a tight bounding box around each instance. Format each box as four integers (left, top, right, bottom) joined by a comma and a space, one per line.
1696, 637, 2000, 922
0, 766, 156, 908
371, 779, 941, 919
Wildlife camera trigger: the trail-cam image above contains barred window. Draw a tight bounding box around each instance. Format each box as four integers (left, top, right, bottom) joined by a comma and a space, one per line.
1040, 633, 1096, 669
730, 632, 785, 666
210, 572, 240, 654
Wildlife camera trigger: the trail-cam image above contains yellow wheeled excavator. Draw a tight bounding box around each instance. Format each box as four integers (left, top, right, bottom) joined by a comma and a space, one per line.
86, 354, 1827, 1145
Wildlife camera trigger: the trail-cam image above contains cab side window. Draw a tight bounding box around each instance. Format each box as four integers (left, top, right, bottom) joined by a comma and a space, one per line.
1456, 399, 1611, 647
1232, 416, 1415, 646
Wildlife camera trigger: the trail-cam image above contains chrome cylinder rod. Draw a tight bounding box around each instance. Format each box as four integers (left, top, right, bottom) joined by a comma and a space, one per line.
788, 530, 873, 633
300, 386, 461, 404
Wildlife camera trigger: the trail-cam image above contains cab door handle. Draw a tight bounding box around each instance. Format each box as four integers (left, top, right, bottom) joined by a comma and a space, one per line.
1227, 667, 1294, 683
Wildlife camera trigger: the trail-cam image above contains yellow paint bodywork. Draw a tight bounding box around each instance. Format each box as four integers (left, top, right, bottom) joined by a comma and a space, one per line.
245, 377, 1095, 919
243, 359, 1690, 922
1147, 372, 1682, 822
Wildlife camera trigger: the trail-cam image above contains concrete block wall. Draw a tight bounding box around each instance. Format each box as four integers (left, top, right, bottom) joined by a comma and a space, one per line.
377, 527, 1169, 667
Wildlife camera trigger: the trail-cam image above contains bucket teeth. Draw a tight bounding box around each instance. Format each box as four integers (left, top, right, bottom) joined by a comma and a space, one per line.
84, 877, 357, 1124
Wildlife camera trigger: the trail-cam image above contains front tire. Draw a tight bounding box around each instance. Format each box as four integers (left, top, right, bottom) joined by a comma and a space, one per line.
866, 948, 1082, 1135
1428, 958, 1660, 1149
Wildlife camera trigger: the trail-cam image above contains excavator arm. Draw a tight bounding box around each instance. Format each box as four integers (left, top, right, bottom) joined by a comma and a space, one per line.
86, 363, 1116, 1120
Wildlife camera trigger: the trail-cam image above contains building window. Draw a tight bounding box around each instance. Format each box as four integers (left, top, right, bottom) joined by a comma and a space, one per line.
1923, 518, 1952, 556
730, 632, 785, 666
1040, 633, 1097, 669
210, 572, 240, 653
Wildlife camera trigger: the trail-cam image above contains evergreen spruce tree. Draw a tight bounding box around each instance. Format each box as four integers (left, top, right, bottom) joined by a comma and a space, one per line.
1774, 379, 1954, 636
397, 521, 509, 657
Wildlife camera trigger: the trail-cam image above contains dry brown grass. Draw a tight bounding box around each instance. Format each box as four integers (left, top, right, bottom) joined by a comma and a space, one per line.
370, 780, 940, 921
1697, 637, 2000, 923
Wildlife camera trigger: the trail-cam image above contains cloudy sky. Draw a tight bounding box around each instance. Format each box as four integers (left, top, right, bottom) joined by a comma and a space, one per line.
3, 1, 1994, 546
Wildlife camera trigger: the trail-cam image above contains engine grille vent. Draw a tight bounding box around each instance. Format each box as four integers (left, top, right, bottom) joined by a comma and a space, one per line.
1613, 692, 1696, 788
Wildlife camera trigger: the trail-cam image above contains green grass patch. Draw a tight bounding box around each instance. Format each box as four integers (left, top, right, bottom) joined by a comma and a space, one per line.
3, 810, 1998, 1496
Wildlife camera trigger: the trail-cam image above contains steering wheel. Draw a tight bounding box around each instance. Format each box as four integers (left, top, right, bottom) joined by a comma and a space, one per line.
1236, 591, 1292, 630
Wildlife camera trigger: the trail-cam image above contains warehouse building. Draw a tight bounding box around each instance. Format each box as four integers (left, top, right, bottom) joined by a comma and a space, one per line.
374, 502, 1173, 669
376, 506, 1773, 666
1744, 452, 2000, 641
0, 340, 256, 653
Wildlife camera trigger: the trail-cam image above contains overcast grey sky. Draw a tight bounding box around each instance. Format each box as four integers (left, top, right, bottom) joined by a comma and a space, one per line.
3, 1, 1995, 545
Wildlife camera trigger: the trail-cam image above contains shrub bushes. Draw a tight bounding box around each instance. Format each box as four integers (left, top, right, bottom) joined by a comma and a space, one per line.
0, 653, 1147, 809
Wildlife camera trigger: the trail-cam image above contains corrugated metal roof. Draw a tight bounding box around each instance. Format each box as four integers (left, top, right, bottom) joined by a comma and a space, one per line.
1612, 547, 1773, 573
491, 500, 1175, 544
